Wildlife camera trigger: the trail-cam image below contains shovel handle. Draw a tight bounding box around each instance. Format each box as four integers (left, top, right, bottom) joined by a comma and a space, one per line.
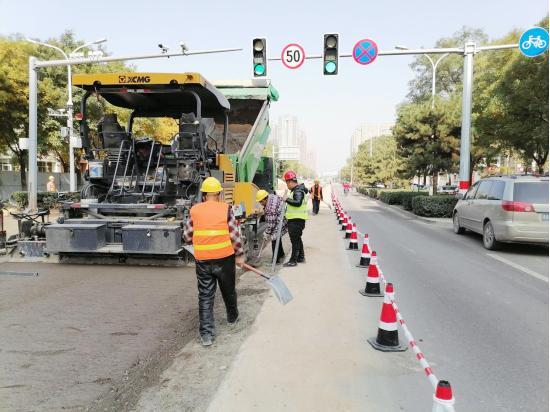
241, 263, 271, 280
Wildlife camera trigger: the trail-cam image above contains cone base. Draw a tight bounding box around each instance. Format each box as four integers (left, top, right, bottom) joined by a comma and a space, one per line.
358, 290, 383, 297
356, 264, 370, 268
367, 337, 407, 352
346, 245, 359, 250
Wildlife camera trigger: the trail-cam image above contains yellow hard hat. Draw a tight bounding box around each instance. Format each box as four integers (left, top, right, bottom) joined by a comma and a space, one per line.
256, 189, 269, 202
200, 177, 223, 193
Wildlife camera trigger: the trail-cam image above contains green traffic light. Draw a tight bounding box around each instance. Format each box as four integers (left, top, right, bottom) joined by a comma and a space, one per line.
325, 61, 337, 74
254, 64, 266, 76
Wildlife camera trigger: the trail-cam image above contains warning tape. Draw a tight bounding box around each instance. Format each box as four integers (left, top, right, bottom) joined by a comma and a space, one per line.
378, 270, 439, 388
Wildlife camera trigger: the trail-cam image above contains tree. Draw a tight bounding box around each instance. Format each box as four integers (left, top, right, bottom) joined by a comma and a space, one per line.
393, 98, 461, 193
352, 135, 407, 188
481, 16, 549, 173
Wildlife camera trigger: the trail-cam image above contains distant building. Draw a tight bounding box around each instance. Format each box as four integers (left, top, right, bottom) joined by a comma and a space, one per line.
275, 115, 300, 161
271, 115, 317, 174
350, 122, 394, 155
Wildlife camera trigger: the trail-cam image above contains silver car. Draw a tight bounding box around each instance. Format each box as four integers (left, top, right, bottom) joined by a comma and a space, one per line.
453, 176, 549, 249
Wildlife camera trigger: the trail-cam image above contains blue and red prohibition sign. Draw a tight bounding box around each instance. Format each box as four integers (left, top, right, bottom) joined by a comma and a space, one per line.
353, 39, 379, 65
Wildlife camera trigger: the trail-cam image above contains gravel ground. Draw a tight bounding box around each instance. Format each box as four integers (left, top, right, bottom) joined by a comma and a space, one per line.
0, 244, 283, 411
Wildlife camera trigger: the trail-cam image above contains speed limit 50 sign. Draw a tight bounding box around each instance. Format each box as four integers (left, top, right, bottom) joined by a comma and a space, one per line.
281, 43, 306, 69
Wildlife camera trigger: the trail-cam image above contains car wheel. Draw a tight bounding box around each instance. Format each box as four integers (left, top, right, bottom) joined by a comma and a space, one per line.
483, 221, 500, 250
453, 212, 465, 234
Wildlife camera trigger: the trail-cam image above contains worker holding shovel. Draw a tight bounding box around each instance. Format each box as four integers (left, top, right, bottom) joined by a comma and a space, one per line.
256, 190, 287, 265
183, 177, 244, 347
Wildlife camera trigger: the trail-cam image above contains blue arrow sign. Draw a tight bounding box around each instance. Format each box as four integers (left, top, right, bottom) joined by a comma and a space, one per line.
353, 39, 378, 65
519, 27, 549, 57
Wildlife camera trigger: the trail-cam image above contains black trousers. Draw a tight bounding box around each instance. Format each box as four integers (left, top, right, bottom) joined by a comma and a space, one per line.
287, 219, 305, 263
271, 239, 285, 262
195, 254, 238, 337
312, 199, 320, 214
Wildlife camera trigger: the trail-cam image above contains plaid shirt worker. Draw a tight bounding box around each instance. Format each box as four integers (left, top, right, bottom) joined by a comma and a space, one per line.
263, 193, 288, 240
183, 206, 244, 257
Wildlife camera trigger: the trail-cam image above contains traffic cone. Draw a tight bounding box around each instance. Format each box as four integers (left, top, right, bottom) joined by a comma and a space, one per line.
367, 283, 407, 352
341, 214, 348, 231
356, 235, 371, 267
432, 380, 455, 412
359, 251, 383, 297
344, 219, 352, 239
347, 223, 359, 250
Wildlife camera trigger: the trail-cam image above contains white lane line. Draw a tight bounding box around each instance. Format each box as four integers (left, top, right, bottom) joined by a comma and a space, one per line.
486, 253, 548, 283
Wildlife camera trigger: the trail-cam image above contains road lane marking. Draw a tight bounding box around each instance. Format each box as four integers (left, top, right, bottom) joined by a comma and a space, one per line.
486, 253, 548, 283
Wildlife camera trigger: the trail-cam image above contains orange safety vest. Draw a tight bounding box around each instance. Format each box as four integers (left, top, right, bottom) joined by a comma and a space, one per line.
312, 185, 322, 200
190, 201, 235, 261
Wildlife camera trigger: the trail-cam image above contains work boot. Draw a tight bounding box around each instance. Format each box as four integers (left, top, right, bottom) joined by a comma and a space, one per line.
297, 257, 306, 263
200, 334, 213, 347
228, 315, 240, 328
283, 261, 297, 267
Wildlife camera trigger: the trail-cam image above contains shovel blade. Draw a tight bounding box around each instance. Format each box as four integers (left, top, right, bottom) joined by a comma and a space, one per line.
266, 274, 293, 305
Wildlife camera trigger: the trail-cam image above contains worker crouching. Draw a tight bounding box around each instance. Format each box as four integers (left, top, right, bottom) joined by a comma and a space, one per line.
282, 170, 308, 267
183, 177, 245, 347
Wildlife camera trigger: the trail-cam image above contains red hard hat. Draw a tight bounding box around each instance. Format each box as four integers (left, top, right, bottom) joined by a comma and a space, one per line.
283, 170, 297, 181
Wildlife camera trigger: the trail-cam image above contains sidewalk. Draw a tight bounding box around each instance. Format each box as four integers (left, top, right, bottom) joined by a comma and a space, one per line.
205, 200, 427, 411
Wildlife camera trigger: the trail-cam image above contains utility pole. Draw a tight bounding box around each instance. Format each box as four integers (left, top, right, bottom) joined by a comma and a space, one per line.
458, 42, 475, 192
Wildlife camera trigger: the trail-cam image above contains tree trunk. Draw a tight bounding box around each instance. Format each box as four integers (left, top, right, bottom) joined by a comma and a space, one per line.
17, 151, 27, 189
422, 172, 427, 186
432, 172, 438, 195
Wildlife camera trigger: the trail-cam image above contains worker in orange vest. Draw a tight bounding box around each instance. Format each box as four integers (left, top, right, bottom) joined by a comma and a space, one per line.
183, 177, 245, 347
310, 179, 323, 215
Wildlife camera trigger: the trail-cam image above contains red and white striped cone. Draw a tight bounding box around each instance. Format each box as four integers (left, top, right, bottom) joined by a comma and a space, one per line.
347, 223, 359, 250
359, 251, 383, 297
344, 219, 352, 239
341, 214, 348, 231
337, 210, 343, 224
356, 234, 371, 267
367, 283, 407, 351
432, 380, 455, 412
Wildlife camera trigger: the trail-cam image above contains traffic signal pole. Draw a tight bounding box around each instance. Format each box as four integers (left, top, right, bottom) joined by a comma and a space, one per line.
269, 43, 517, 193
26, 47, 241, 210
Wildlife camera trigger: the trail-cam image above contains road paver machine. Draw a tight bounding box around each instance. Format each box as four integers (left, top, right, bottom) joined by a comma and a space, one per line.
45, 72, 278, 264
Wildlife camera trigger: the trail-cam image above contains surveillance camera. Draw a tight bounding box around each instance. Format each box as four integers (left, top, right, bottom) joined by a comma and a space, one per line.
158, 43, 169, 54
179, 41, 188, 53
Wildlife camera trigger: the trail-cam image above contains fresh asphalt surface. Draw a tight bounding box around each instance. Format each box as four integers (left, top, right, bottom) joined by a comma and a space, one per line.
339, 189, 548, 412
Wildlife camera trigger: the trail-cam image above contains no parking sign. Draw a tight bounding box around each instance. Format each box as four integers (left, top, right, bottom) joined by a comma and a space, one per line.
353, 39, 379, 65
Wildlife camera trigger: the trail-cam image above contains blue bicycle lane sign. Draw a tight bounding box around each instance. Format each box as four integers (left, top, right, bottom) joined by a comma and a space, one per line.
519, 27, 549, 57
353, 39, 379, 65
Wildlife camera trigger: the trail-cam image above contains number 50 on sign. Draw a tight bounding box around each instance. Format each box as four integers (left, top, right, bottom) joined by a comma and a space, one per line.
281, 43, 306, 69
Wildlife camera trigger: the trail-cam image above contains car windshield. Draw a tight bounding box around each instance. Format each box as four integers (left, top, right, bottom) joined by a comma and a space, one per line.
513, 182, 549, 204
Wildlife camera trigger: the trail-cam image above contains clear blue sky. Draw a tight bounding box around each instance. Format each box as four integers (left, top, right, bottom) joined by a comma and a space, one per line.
0, 0, 547, 172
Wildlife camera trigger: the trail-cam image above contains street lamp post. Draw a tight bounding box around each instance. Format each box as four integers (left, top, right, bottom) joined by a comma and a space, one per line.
26, 38, 107, 192
395, 46, 448, 108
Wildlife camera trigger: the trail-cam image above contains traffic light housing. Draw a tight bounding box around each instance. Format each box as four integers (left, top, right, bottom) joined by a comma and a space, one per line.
252, 38, 267, 77
323, 33, 339, 75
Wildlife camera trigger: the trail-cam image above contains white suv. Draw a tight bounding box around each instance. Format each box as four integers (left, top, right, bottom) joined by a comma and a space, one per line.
453, 176, 549, 249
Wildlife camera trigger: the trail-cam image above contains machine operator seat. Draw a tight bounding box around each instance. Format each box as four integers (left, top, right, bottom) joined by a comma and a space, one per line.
179, 112, 200, 150
98, 114, 129, 149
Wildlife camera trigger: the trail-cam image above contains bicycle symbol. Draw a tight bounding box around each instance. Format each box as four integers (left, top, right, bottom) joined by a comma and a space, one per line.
521, 35, 547, 50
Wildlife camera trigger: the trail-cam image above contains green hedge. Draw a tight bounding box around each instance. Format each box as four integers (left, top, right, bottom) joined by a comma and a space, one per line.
379, 190, 428, 209
9, 191, 80, 210
400, 192, 429, 210
411, 195, 458, 218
